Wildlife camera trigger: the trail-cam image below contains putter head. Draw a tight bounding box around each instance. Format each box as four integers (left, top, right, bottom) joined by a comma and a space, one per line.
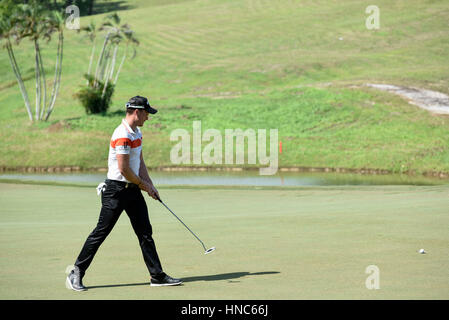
205, 247, 216, 255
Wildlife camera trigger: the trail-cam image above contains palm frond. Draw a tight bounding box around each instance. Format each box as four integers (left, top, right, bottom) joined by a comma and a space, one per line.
106, 12, 120, 25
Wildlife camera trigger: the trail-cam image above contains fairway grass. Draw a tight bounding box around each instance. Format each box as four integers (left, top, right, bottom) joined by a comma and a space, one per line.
0, 182, 448, 300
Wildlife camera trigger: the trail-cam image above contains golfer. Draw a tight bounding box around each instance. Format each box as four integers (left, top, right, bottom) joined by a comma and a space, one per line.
66, 96, 182, 291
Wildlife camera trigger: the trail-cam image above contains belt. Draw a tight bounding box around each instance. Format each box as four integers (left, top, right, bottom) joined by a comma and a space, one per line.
105, 179, 140, 189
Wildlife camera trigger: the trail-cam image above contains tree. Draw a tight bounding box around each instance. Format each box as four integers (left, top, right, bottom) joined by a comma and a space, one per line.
98, 14, 139, 97
79, 20, 98, 84
114, 26, 139, 86
94, 13, 123, 91
0, 0, 64, 121
76, 12, 138, 114
43, 10, 64, 121
0, 2, 33, 121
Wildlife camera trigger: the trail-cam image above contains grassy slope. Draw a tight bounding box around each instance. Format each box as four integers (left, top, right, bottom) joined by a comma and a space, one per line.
0, 0, 448, 173
1, 182, 448, 299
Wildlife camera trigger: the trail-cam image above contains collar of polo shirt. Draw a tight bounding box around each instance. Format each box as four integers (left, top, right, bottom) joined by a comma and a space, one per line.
122, 119, 137, 135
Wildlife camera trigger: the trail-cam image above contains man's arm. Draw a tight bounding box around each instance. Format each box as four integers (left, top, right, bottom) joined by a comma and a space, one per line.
116, 153, 152, 193
139, 152, 152, 184
139, 152, 160, 200
116, 152, 159, 200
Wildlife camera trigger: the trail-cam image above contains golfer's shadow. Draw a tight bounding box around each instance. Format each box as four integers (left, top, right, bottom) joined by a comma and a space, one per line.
87, 271, 280, 289
182, 271, 280, 283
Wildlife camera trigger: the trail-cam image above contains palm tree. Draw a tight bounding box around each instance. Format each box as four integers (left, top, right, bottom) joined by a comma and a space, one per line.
2, 1, 64, 121
114, 26, 139, 85
44, 10, 64, 121
0, 7, 33, 121
79, 21, 98, 84
101, 31, 122, 98
95, 13, 137, 88
16, 2, 49, 121
98, 15, 140, 97
76, 12, 139, 114
92, 13, 121, 89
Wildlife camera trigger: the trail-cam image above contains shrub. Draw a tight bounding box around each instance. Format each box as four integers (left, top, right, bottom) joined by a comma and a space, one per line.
75, 74, 114, 114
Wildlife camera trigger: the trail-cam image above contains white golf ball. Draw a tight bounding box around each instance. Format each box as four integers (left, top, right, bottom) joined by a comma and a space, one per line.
419, 249, 426, 254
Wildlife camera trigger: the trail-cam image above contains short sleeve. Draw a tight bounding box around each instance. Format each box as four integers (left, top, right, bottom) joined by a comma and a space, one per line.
111, 137, 132, 154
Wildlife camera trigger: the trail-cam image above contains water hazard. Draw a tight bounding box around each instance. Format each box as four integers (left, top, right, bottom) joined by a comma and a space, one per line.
0, 170, 447, 187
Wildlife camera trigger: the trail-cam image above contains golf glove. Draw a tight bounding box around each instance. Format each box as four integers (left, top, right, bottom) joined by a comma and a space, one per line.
96, 182, 107, 196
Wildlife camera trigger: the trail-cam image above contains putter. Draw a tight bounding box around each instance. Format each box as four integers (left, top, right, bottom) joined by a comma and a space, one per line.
157, 196, 215, 255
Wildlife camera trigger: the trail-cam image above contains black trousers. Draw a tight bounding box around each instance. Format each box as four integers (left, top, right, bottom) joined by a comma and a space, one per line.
74, 179, 166, 280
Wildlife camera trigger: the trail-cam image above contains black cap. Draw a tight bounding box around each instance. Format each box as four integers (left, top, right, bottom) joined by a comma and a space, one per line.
126, 96, 158, 114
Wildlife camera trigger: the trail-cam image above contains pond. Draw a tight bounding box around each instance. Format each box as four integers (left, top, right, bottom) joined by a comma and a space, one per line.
0, 170, 447, 187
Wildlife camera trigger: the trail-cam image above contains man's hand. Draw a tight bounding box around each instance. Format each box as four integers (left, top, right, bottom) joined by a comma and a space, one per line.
147, 184, 160, 201
139, 181, 159, 200
138, 180, 151, 193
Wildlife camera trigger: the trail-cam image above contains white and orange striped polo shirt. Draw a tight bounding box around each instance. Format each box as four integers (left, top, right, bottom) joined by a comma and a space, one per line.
107, 119, 142, 182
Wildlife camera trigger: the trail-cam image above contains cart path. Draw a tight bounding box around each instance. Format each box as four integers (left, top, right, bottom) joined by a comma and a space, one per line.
366, 83, 449, 115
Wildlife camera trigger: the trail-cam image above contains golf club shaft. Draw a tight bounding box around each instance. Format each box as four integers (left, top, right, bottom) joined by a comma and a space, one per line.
159, 199, 207, 251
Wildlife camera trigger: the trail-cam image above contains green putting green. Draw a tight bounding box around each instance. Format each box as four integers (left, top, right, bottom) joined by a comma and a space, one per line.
0, 182, 448, 299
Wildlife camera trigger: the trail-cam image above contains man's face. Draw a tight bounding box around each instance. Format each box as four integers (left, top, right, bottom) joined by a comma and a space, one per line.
136, 109, 149, 126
